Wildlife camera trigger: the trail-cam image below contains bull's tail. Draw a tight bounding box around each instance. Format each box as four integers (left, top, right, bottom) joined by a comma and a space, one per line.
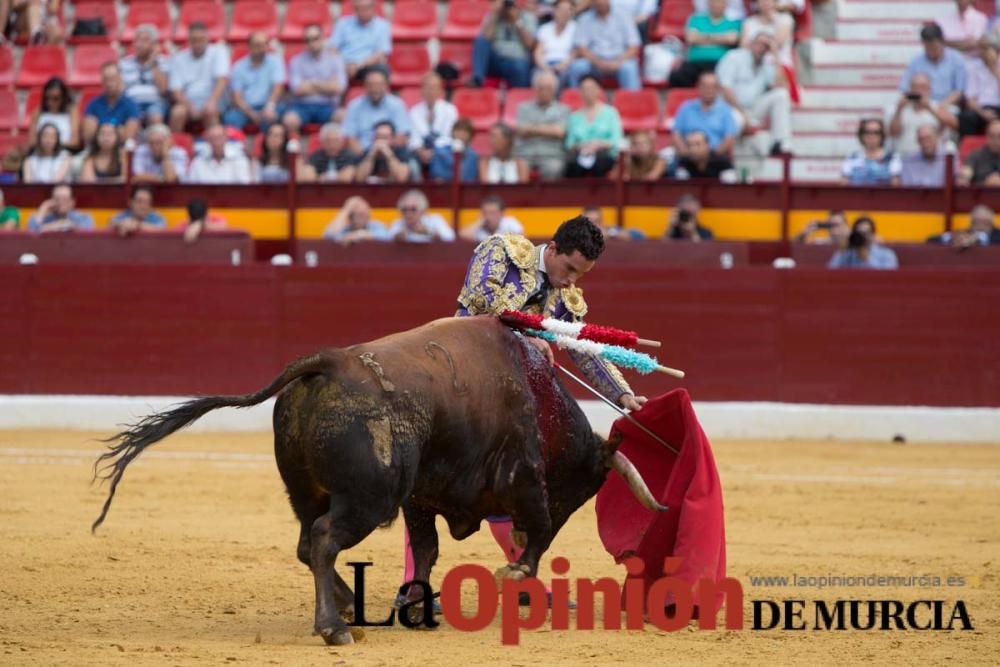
91, 353, 333, 533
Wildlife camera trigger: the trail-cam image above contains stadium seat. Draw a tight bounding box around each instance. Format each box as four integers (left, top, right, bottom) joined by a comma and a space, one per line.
340, 0, 386, 17
0, 133, 24, 158
442, 1, 490, 41
386, 43, 431, 87
651, 0, 692, 41
0, 45, 15, 89
344, 87, 365, 106
613, 89, 661, 132
438, 41, 474, 84
663, 88, 698, 129
69, 1, 119, 44
558, 87, 607, 111
229, 0, 279, 41
501, 88, 533, 125
175, 2, 227, 42
172, 132, 195, 157
122, 1, 173, 43
397, 87, 423, 109
391, 1, 438, 41
280, 0, 333, 42
959, 135, 987, 164
16, 46, 67, 89
0, 90, 18, 131
452, 88, 501, 131
283, 43, 306, 66
469, 130, 492, 156
68, 44, 118, 88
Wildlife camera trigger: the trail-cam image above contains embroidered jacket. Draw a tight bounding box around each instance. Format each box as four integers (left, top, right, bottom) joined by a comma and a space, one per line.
455, 233, 632, 402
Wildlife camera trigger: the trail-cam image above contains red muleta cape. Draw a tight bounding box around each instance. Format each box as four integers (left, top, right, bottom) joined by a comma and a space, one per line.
595, 388, 727, 615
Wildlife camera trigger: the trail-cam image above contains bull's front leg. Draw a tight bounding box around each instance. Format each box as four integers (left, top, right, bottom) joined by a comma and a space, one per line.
496, 475, 553, 582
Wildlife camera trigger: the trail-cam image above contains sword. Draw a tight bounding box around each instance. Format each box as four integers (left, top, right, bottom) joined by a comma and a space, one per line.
554, 363, 679, 456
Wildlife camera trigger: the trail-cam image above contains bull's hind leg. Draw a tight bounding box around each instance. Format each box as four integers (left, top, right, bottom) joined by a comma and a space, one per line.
292, 501, 356, 620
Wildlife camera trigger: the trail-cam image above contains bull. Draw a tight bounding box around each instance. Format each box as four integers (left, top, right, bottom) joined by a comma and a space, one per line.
92, 315, 664, 645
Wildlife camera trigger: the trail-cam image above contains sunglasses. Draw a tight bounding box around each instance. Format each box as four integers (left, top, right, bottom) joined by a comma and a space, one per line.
399, 206, 420, 213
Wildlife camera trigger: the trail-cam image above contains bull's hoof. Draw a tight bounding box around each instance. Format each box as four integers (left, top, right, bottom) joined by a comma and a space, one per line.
494, 563, 528, 583
511, 530, 528, 548
317, 627, 355, 646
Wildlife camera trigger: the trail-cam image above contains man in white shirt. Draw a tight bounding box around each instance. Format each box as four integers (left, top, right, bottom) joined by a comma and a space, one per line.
119, 24, 170, 125
186, 124, 252, 184
168, 21, 230, 131
408, 72, 458, 172
388, 189, 455, 243
460, 195, 525, 241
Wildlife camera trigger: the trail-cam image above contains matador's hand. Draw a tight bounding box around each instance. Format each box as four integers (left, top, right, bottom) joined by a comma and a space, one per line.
526, 335, 554, 365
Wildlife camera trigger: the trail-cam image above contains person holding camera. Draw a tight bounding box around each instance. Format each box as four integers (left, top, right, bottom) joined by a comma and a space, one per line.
828, 216, 898, 269
887, 73, 957, 156
408, 73, 458, 173
472, 0, 538, 88
665, 194, 715, 242
795, 210, 850, 247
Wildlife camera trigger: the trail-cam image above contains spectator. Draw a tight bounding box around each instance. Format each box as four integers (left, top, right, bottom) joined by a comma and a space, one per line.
480, 122, 529, 183
409, 72, 458, 172
300, 122, 359, 183
460, 195, 525, 241
342, 68, 411, 152
388, 189, 456, 242
83, 63, 140, 146
186, 125, 252, 184
564, 75, 623, 177
794, 209, 850, 247
0, 188, 19, 229
253, 123, 291, 183
132, 124, 189, 184
78, 122, 125, 184
28, 77, 79, 150
717, 29, 793, 155
181, 198, 227, 245
901, 124, 956, 187
224, 32, 286, 131
692, 0, 747, 20
514, 70, 569, 180
937, 0, 988, 59
472, 0, 537, 88
355, 121, 413, 183
429, 118, 480, 182
899, 24, 966, 106
583, 203, 646, 239
0, 0, 59, 44
671, 130, 737, 180
612, 0, 658, 43
329, 0, 391, 81
283, 24, 347, 136
109, 184, 167, 236
119, 24, 170, 125
669, 0, 741, 88
673, 71, 739, 157
740, 0, 794, 62
27, 184, 94, 232
840, 118, 901, 186
959, 117, 1000, 184
666, 194, 714, 241
567, 0, 641, 90
958, 35, 1000, 137
828, 216, 898, 269
168, 22, 230, 132
928, 204, 1000, 246
611, 129, 667, 180
534, 0, 577, 82
888, 72, 959, 155
22, 124, 70, 184
323, 195, 390, 244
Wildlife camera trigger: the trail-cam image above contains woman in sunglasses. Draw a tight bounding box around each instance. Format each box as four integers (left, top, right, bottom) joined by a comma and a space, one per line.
28, 76, 80, 151
839, 118, 901, 186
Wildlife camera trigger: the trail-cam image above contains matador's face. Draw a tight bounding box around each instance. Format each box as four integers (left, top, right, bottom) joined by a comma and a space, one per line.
543, 244, 596, 290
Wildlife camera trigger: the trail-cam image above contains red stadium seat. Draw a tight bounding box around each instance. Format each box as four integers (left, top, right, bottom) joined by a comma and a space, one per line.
283, 43, 306, 66
452, 88, 500, 131
340, 0, 386, 17
344, 87, 365, 106
391, 1, 438, 41
0, 45, 15, 88
501, 88, 533, 125
122, 1, 173, 43
16, 46, 67, 89
68, 44, 118, 88
651, 0, 692, 41
960, 135, 987, 164
386, 43, 431, 87
280, 0, 333, 42
442, 1, 490, 41
69, 1, 119, 43
398, 86, 423, 109
558, 87, 607, 111
438, 41, 474, 83
468, 130, 492, 156
663, 88, 698, 129
172, 132, 195, 157
0, 133, 25, 158
0, 90, 18, 130
613, 89, 661, 131
229, 0, 279, 41
175, 2, 227, 42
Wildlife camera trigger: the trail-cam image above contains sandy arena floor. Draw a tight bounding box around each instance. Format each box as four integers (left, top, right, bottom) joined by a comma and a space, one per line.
1, 429, 997, 666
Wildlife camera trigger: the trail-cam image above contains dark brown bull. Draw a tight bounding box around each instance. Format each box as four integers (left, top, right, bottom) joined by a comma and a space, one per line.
92, 315, 663, 645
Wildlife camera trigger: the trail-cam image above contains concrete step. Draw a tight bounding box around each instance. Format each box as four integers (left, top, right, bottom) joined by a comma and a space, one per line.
835, 19, 927, 42
793, 132, 864, 157
838, 0, 955, 20
810, 40, 922, 66
799, 86, 899, 109
755, 157, 843, 182
811, 63, 906, 87
791, 108, 884, 132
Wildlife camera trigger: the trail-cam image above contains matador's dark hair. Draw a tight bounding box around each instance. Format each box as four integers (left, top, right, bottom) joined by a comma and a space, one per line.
553, 215, 605, 261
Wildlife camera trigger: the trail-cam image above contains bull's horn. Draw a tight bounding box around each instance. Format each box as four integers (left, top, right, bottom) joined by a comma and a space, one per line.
611, 451, 668, 512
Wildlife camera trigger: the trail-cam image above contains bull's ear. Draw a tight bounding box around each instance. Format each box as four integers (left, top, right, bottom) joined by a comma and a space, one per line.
600, 430, 624, 463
